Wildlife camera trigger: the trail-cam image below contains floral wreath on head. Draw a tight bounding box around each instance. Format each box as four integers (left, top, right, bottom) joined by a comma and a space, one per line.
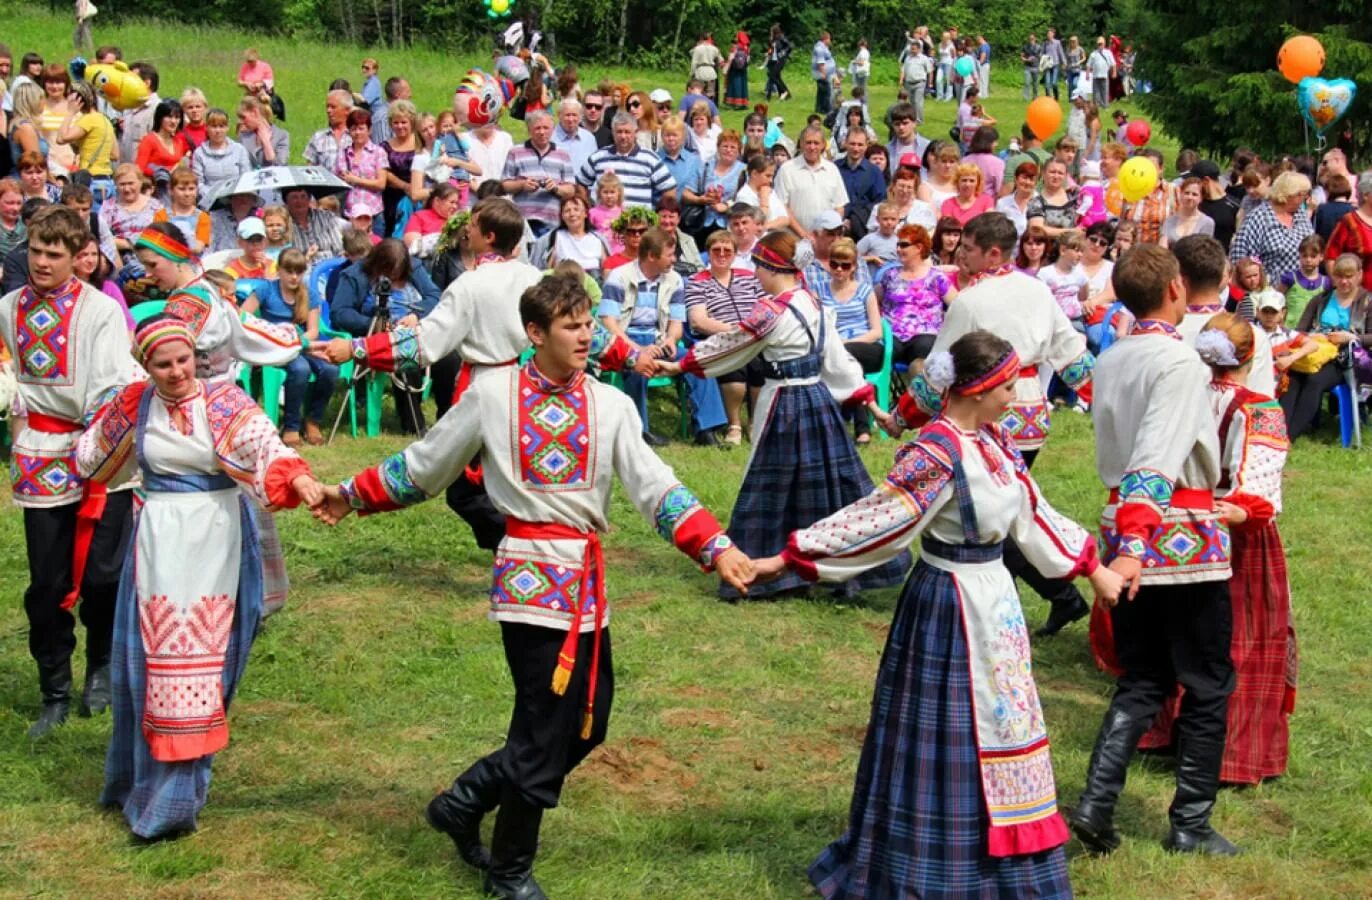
610, 207, 659, 234
435, 210, 473, 256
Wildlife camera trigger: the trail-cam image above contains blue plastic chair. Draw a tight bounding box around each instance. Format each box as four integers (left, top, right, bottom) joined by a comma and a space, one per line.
1331, 381, 1362, 448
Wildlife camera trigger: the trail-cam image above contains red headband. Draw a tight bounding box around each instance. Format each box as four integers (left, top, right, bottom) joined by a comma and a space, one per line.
751, 244, 798, 273
953, 349, 1021, 395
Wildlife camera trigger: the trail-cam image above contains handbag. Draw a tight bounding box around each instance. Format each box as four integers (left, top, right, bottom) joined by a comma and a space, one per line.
1288, 335, 1339, 373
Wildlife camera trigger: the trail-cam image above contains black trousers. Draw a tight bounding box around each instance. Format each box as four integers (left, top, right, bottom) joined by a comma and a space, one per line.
460, 623, 614, 809
765, 62, 789, 99
1003, 447, 1088, 611
392, 353, 463, 434
1279, 363, 1344, 439
445, 473, 507, 552
22, 491, 133, 673
846, 333, 936, 372
1108, 580, 1235, 764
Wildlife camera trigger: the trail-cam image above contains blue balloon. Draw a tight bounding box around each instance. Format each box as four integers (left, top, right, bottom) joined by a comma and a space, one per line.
955, 57, 976, 78
1297, 76, 1357, 136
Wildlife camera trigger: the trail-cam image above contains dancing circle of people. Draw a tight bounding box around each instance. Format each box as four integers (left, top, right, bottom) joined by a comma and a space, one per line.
1, 36, 1312, 900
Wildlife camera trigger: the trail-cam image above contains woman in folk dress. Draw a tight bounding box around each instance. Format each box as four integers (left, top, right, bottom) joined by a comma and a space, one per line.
755, 332, 1124, 898
77, 318, 323, 839
660, 229, 907, 599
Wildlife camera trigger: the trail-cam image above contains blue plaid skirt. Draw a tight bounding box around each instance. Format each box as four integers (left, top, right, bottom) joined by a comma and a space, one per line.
100, 494, 264, 839
722, 382, 909, 598
810, 556, 1072, 898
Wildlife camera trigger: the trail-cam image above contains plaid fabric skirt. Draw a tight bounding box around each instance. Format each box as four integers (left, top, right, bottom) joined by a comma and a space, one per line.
722, 382, 909, 598
101, 494, 265, 839
255, 506, 289, 617
810, 559, 1072, 899
1136, 521, 1296, 784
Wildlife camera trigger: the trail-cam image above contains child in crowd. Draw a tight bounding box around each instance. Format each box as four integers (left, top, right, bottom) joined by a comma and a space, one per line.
431, 109, 480, 207
1228, 255, 1265, 320
590, 172, 624, 253
346, 201, 382, 246
1254, 289, 1316, 394
223, 216, 278, 281
1039, 229, 1090, 331
153, 169, 212, 254
1076, 160, 1107, 228
857, 202, 900, 276
317, 194, 346, 240
1054, 137, 1080, 183
261, 204, 294, 261
1277, 234, 1331, 325
340, 227, 373, 263
958, 103, 994, 150
0, 179, 24, 257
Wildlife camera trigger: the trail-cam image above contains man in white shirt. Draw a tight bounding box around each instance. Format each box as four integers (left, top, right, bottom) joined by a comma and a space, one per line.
900, 41, 934, 124
302, 89, 354, 172
811, 31, 836, 114
1087, 37, 1115, 109
775, 125, 849, 239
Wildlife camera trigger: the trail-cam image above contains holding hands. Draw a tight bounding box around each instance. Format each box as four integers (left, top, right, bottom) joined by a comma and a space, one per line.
714, 547, 756, 595
311, 337, 354, 365
310, 484, 354, 526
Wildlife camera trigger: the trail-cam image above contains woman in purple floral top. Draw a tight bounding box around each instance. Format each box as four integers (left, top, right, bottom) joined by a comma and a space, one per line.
335, 108, 389, 220
874, 223, 957, 364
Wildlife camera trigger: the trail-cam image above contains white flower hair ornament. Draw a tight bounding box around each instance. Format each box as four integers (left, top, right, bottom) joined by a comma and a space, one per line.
792, 239, 816, 271
924, 351, 957, 393
1195, 329, 1240, 367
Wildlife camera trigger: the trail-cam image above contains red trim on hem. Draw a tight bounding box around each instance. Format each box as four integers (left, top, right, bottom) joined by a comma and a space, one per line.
986, 812, 1070, 858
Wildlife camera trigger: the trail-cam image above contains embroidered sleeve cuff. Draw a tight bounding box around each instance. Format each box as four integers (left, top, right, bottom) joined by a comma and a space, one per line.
338, 477, 367, 511
1067, 537, 1100, 579
1113, 534, 1149, 561
264, 457, 312, 509
1224, 491, 1275, 529
696, 532, 735, 570
843, 381, 876, 408
345, 452, 428, 514
1114, 503, 1163, 546
781, 536, 820, 583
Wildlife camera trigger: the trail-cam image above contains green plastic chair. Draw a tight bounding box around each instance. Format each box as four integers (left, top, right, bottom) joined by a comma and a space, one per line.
127, 300, 168, 324
863, 320, 896, 440
600, 358, 691, 440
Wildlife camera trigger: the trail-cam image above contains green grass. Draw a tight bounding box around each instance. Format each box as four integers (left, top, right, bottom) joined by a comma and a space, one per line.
0, 6, 1361, 899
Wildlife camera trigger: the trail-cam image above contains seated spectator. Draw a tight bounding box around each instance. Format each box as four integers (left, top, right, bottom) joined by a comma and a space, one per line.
530, 192, 609, 277
655, 193, 704, 274
1, 198, 53, 295
135, 99, 190, 178
1016, 223, 1055, 275
222, 216, 278, 280
0, 180, 25, 259
241, 248, 339, 447
15, 151, 61, 204
684, 230, 767, 446
500, 110, 575, 237
262, 205, 293, 259
589, 171, 625, 251
283, 186, 344, 262
1038, 228, 1090, 330
237, 95, 290, 168
940, 162, 994, 225
403, 183, 461, 258
727, 202, 763, 271
867, 164, 936, 233
735, 153, 789, 232
209, 190, 261, 253
873, 223, 956, 364
931, 215, 964, 265
192, 107, 253, 207
153, 168, 212, 253
1314, 173, 1354, 242
100, 163, 163, 281
857, 201, 900, 277
346, 202, 383, 246
813, 236, 883, 443
600, 226, 728, 446
1281, 253, 1370, 439
602, 207, 656, 273
74, 232, 134, 330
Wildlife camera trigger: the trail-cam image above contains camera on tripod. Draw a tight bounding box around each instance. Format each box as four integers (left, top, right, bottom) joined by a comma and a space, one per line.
374, 276, 392, 319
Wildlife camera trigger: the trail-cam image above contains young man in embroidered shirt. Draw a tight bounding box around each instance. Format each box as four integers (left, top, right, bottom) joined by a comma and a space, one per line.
1070, 243, 1239, 858
314, 274, 753, 899
0, 205, 138, 737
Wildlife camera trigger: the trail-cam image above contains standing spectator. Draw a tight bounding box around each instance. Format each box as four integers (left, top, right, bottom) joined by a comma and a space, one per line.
0, 179, 24, 257
501, 110, 575, 238
1324, 173, 1372, 291
764, 25, 793, 102
736, 154, 789, 231
191, 108, 252, 207
335, 108, 388, 222
836, 129, 886, 240
885, 103, 929, 173
900, 42, 933, 125
578, 113, 677, 211
581, 90, 613, 148
1228, 171, 1316, 285
54, 82, 116, 207
237, 48, 275, 94
1314, 173, 1355, 242
303, 90, 354, 172
465, 120, 514, 190
237, 96, 289, 169
1161, 178, 1216, 248
118, 62, 161, 163
725, 32, 752, 110
1065, 36, 1085, 96
1021, 33, 1043, 100
657, 116, 702, 211
976, 34, 992, 97
997, 160, 1040, 238
134, 100, 189, 179
699, 129, 745, 234
935, 32, 956, 102
179, 88, 210, 150
690, 32, 725, 106
812, 31, 837, 115
381, 100, 421, 236
1042, 28, 1067, 100
552, 99, 597, 175
941, 164, 994, 226
1087, 37, 1114, 109
1027, 159, 1082, 238
100, 163, 162, 280
964, 126, 1004, 198
686, 101, 721, 162
775, 125, 848, 238
371, 77, 410, 146
153, 169, 211, 252
360, 57, 382, 114
848, 38, 871, 95
37, 63, 76, 177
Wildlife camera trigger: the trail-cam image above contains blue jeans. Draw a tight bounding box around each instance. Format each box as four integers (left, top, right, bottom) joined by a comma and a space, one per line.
1043, 65, 1060, 99
282, 354, 340, 432
1023, 67, 1038, 99
936, 63, 952, 100
622, 329, 727, 437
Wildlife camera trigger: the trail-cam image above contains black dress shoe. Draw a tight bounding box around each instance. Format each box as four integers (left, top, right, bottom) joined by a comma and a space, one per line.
1163, 826, 1241, 856
80, 664, 111, 717
693, 429, 723, 447
426, 793, 493, 870
28, 701, 70, 739
1035, 595, 1089, 637
1067, 805, 1122, 855
642, 431, 669, 448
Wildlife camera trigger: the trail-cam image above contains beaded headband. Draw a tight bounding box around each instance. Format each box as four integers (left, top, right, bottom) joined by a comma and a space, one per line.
953, 348, 1021, 395
751, 243, 799, 273
134, 319, 196, 366
135, 229, 194, 264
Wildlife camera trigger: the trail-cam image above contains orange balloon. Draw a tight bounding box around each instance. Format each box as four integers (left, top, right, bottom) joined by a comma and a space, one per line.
1025, 96, 1062, 141
1278, 35, 1324, 84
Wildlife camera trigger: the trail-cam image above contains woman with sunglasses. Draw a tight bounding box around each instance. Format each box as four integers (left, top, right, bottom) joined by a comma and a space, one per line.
815, 237, 883, 444
875, 224, 957, 366
624, 91, 660, 152
1014, 224, 1055, 276
1079, 221, 1118, 350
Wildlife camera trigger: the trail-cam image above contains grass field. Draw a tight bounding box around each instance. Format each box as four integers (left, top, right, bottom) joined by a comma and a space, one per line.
2, 6, 1368, 900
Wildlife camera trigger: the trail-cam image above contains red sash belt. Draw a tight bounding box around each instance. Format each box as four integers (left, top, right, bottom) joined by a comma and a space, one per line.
506, 518, 605, 740
456, 359, 519, 485
1108, 487, 1215, 509
29, 413, 107, 610
1017, 365, 1039, 380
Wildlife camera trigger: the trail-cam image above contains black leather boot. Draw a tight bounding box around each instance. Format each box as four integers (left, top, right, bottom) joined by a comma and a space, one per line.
1068, 707, 1146, 854
426, 757, 505, 870
1034, 593, 1089, 637
28, 660, 73, 739
80, 664, 111, 717
483, 789, 548, 900
1163, 732, 1241, 856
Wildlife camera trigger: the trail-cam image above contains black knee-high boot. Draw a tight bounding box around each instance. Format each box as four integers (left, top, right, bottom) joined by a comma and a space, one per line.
427, 755, 506, 870
1069, 706, 1148, 854
483, 787, 547, 900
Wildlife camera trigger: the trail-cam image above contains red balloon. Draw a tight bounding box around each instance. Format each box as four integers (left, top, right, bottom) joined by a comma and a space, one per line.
1124, 119, 1151, 146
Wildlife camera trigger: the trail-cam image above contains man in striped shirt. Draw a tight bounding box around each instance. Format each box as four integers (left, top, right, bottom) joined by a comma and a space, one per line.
577, 113, 677, 211
501, 111, 576, 238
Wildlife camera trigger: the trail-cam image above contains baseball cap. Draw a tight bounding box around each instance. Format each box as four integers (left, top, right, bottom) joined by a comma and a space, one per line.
1192, 160, 1222, 179
649, 88, 673, 104
346, 200, 374, 219
898, 152, 922, 170
813, 210, 844, 232
1255, 289, 1286, 312
1112, 109, 1128, 121
236, 216, 267, 240
1080, 160, 1101, 180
